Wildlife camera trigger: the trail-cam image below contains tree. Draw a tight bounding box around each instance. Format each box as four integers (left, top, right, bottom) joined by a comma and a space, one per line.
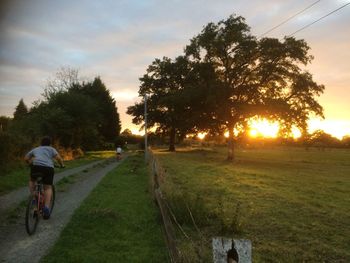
13, 99, 28, 120
0, 116, 11, 132
185, 15, 324, 160
308, 129, 340, 148
127, 56, 198, 151
342, 136, 350, 148
42, 69, 121, 146
39, 76, 122, 149
37, 91, 100, 148
71, 77, 121, 140
121, 129, 132, 136
43, 67, 80, 100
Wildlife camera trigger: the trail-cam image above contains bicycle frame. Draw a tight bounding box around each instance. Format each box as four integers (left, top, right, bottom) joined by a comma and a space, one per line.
35, 179, 45, 215
25, 176, 56, 235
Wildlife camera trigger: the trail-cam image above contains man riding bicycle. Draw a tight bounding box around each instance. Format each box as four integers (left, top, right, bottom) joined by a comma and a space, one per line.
24, 136, 64, 219
116, 145, 122, 160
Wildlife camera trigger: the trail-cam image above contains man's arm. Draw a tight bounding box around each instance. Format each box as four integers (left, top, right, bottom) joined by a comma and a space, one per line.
24, 155, 32, 165
54, 154, 65, 168
24, 151, 33, 165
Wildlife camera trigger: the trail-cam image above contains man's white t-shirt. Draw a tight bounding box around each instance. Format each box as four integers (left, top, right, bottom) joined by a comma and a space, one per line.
25, 146, 58, 168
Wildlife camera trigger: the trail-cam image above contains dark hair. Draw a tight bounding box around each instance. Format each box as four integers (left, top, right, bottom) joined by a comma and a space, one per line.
41, 136, 52, 146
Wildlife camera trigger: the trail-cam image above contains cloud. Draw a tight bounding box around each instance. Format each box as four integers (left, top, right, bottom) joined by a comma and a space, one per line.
0, 0, 349, 134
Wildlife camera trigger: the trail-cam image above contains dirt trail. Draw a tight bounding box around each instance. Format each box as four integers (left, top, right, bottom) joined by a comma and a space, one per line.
0, 159, 106, 212
0, 158, 126, 263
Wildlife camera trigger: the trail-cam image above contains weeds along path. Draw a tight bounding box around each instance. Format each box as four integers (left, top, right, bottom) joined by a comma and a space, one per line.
0, 157, 127, 263
0, 159, 107, 212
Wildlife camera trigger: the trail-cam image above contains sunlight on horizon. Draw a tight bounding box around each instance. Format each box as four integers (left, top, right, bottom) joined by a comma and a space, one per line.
129, 119, 350, 140
130, 128, 144, 136
308, 119, 350, 139
197, 132, 206, 140
291, 127, 302, 138
249, 119, 279, 138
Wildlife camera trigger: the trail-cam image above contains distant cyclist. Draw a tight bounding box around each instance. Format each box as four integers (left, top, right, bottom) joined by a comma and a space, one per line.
24, 136, 64, 219
116, 145, 122, 160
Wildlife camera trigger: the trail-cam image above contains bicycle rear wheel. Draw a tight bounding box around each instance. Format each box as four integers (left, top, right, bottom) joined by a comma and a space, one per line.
25, 197, 39, 235
49, 185, 56, 213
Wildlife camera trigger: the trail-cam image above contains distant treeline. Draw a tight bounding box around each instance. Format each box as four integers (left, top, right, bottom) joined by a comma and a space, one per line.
197, 131, 350, 149
116, 128, 350, 150
0, 68, 121, 167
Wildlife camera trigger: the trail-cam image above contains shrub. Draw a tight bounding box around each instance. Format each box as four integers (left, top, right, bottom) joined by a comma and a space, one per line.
0, 132, 32, 171
0, 132, 14, 167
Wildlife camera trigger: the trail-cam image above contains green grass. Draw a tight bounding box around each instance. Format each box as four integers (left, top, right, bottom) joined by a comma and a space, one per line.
41, 153, 169, 263
154, 146, 350, 262
0, 151, 116, 195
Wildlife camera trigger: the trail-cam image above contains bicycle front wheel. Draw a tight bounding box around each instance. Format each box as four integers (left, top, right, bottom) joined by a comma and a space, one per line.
25, 197, 39, 235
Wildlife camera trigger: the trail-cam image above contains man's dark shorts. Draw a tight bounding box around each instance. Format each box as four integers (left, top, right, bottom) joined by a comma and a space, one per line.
30, 165, 54, 185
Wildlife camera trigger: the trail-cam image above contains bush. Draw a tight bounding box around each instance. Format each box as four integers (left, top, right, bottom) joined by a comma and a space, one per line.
0, 133, 14, 167
0, 132, 32, 171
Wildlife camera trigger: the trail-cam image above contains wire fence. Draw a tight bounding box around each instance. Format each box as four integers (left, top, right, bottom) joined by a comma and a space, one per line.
147, 149, 249, 263
148, 150, 207, 262
148, 150, 181, 262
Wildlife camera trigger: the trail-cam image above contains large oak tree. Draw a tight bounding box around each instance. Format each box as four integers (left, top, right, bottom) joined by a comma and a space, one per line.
185, 15, 324, 160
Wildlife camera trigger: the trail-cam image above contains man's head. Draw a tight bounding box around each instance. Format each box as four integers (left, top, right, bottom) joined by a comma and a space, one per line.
41, 136, 52, 146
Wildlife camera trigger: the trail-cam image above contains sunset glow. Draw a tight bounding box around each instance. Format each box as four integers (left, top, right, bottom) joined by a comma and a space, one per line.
130, 128, 144, 136
224, 129, 240, 138
197, 132, 207, 140
308, 119, 350, 140
249, 119, 279, 138
130, 119, 350, 139
291, 127, 302, 139
1, 1, 350, 147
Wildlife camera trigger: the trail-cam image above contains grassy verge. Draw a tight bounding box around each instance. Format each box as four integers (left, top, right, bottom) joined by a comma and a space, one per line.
0, 151, 116, 195
41, 153, 169, 263
154, 146, 350, 262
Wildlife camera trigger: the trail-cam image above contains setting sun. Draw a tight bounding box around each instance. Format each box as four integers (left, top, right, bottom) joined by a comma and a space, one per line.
197, 132, 206, 140
291, 127, 302, 138
249, 119, 279, 138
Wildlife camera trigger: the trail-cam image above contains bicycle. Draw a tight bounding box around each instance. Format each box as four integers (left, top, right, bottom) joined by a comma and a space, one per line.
25, 168, 60, 235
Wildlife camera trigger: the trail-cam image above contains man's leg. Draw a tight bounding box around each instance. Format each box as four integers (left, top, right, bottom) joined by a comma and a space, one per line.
44, 185, 52, 207
29, 179, 36, 196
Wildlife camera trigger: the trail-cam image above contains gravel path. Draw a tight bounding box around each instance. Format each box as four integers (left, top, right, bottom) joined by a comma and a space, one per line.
0, 159, 106, 212
0, 157, 126, 263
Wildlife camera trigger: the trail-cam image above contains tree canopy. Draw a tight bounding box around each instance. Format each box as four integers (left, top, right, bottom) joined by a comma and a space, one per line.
127, 56, 196, 151
13, 99, 28, 120
185, 15, 324, 160
128, 14, 324, 158
8, 68, 121, 151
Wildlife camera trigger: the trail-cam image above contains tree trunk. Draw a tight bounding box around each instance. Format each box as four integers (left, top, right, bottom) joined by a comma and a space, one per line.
227, 126, 235, 161
169, 127, 176, 152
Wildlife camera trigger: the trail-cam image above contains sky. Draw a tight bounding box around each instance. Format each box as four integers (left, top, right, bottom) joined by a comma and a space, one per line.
0, 0, 349, 138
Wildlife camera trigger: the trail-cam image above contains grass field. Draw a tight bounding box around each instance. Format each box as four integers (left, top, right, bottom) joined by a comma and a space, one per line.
0, 151, 116, 195
41, 153, 168, 263
154, 146, 350, 262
